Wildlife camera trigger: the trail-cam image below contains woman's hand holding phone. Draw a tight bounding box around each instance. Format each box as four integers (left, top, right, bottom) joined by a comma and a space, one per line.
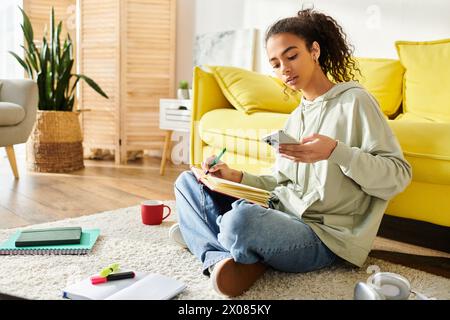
262, 130, 300, 149
278, 133, 338, 163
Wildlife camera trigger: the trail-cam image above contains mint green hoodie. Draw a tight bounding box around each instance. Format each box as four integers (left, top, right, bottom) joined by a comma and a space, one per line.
241, 81, 412, 267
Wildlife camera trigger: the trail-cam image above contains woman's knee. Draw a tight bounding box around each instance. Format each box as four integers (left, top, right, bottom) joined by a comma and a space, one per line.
217, 200, 260, 238
174, 170, 197, 194
216, 200, 265, 257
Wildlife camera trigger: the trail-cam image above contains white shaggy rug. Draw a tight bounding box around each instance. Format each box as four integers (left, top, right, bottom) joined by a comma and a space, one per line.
0, 201, 449, 300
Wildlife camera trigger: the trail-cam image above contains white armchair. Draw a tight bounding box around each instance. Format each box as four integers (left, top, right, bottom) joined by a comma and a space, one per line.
0, 79, 38, 178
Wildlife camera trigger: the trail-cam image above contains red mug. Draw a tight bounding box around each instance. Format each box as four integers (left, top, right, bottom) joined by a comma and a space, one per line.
141, 200, 171, 225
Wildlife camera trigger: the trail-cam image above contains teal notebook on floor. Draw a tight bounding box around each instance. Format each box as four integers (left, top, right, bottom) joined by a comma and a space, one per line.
15, 227, 82, 247
0, 229, 100, 255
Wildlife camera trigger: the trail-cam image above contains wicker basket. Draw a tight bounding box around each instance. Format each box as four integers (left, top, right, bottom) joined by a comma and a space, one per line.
27, 111, 84, 173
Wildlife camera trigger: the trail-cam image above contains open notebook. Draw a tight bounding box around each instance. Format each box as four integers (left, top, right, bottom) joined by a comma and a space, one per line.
63, 272, 186, 300
190, 166, 271, 207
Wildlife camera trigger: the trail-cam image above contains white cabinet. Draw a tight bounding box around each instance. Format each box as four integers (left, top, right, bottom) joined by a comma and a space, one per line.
159, 99, 192, 132
159, 99, 192, 175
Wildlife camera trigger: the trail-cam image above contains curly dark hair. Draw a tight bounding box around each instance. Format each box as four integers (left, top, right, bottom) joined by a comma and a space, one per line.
265, 9, 361, 83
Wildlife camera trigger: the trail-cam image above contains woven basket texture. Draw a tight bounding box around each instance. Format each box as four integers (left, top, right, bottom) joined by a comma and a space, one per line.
27, 111, 84, 173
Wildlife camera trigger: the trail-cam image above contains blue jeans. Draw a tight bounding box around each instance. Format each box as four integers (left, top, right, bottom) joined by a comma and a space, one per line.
174, 171, 337, 276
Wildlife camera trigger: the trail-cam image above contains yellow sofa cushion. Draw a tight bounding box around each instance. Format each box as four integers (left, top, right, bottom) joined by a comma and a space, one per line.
386, 181, 450, 227
208, 65, 301, 114
395, 39, 450, 121
191, 66, 232, 122
199, 108, 289, 161
203, 145, 275, 175
388, 119, 450, 185
395, 112, 449, 123
354, 57, 404, 117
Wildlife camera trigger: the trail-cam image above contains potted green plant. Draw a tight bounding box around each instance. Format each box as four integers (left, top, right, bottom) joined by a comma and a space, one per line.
10, 7, 108, 173
177, 80, 190, 100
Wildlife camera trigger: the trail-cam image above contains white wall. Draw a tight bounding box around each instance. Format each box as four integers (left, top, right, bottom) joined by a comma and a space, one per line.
0, 0, 24, 79
176, 0, 450, 82
195, 0, 244, 35
176, 0, 245, 88
175, 0, 195, 90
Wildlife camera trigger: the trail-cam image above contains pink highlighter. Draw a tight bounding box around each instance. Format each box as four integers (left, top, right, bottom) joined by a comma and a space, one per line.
91, 271, 135, 285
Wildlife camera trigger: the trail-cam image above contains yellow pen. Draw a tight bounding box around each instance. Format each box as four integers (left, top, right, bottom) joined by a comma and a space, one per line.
205, 148, 226, 175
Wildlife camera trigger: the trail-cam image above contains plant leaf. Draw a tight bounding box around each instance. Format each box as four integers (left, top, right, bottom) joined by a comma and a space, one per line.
39, 37, 48, 72
74, 74, 109, 99
67, 33, 73, 60
19, 7, 34, 48
19, 8, 40, 69
9, 51, 31, 77
55, 60, 73, 109
21, 44, 38, 75
24, 57, 35, 79
37, 71, 48, 109
17, 7, 41, 78
55, 21, 62, 68
68, 77, 80, 99
50, 7, 55, 102
46, 65, 53, 108
58, 41, 72, 75
12, 6, 106, 110
67, 95, 75, 112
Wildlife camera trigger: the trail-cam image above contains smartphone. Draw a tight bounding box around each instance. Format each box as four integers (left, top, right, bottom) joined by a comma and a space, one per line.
261, 130, 300, 149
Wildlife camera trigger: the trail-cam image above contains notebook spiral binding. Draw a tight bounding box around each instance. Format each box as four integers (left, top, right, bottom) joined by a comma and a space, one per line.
0, 248, 89, 255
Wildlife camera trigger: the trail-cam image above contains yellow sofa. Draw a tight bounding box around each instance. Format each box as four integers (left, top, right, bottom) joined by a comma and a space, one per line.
189, 40, 450, 230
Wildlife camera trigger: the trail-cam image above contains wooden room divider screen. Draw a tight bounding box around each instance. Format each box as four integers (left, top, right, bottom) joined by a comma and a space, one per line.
78, 0, 176, 164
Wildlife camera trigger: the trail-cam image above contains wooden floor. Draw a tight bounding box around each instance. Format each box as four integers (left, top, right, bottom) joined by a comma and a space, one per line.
1, 145, 449, 278
0, 148, 188, 229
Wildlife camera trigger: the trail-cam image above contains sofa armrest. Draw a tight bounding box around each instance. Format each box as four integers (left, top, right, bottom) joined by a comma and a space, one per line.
190, 66, 231, 165
0, 79, 38, 145
0, 79, 38, 113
